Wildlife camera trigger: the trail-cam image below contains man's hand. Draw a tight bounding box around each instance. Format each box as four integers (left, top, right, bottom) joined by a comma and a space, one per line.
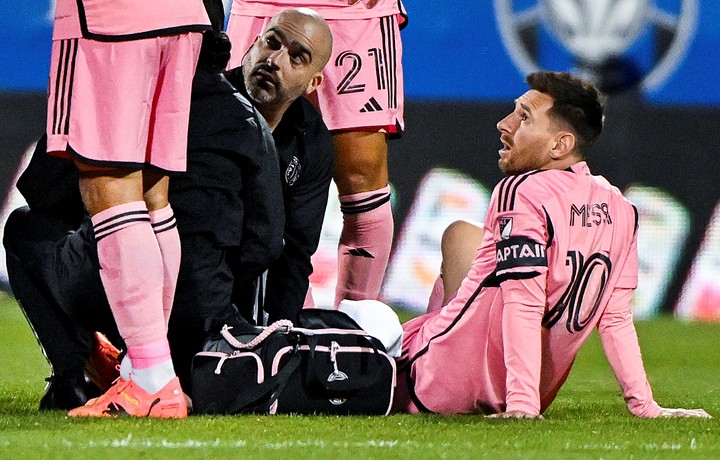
348, 0, 380, 7
658, 408, 712, 418
486, 411, 543, 420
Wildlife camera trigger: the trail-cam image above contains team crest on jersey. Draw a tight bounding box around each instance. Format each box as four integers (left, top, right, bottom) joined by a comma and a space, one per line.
494, 0, 697, 93
498, 217, 513, 240
285, 156, 301, 187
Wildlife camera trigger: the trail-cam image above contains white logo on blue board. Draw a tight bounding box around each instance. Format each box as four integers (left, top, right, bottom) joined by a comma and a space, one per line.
494, 0, 698, 93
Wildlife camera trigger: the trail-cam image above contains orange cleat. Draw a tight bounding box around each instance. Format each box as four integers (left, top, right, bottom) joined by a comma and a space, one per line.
84, 332, 121, 392
68, 376, 188, 418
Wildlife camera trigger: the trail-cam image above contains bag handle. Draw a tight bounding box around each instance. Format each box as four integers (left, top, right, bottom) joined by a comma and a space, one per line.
220, 320, 293, 349
217, 320, 299, 414
304, 335, 387, 392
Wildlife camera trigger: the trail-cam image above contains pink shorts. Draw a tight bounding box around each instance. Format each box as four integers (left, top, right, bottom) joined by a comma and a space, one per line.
227, 14, 404, 134
47, 32, 204, 172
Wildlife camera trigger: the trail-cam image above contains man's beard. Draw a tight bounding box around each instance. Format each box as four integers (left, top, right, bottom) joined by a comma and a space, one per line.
244, 65, 282, 106
246, 83, 277, 106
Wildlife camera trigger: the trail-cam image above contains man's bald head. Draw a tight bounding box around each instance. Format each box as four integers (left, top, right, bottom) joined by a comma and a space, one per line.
268, 8, 333, 72
242, 8, 333, 125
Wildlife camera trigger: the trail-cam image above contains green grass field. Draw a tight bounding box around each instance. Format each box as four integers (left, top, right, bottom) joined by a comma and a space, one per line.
1, 291, 719, 459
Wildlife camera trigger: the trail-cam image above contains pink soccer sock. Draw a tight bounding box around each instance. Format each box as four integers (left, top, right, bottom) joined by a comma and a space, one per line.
149, 204, 181, 329
126, 338, 172, 370
92, 201, 171, 367
335, 186, 394, 306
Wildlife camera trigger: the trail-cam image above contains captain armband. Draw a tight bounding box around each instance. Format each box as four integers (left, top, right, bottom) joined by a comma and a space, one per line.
495, 236, 548, 277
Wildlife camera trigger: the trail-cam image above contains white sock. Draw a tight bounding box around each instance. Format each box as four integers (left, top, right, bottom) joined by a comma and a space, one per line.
130, 359, 176, 395
119, 355, 132, 380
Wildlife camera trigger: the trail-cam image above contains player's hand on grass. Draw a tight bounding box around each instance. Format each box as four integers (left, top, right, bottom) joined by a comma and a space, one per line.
486, 410, 543, 419
658, 408, 712, 418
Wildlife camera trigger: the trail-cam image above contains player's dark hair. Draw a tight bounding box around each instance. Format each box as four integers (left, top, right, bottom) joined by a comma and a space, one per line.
526, 71, 606, 156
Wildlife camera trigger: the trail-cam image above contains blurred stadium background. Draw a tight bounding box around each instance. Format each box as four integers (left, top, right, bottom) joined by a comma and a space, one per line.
1, 0, 718, 319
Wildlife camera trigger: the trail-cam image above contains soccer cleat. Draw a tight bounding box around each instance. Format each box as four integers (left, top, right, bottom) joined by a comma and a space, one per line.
84, 332, 121, 392
68, 376, 188, 418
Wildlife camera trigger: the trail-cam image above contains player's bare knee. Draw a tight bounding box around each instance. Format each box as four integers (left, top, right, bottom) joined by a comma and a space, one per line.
143, 172, 170, 211
441, 220, 484, 252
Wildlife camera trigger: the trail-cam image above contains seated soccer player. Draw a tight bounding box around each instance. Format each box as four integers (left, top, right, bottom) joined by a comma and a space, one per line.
394, 71, 711, 419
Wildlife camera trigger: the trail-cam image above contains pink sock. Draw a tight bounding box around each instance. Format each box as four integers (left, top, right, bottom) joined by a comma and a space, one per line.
92, 202, 170, 366
149, 204, 181, 329
335, 186, 393, 306
126, 338, 172, 370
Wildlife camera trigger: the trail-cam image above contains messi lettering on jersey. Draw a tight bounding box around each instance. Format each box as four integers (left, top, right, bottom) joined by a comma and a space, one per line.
570, 203, 613, 227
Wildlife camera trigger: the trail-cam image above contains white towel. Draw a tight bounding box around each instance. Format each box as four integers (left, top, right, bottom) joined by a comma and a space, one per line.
337, 299, 403, 358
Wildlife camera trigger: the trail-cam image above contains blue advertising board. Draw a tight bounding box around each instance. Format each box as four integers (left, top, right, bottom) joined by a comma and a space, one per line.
1, 1, 718, 105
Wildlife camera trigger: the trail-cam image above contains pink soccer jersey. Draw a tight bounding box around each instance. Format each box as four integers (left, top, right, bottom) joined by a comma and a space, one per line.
397, 162, 662, 417
230, 0, 406, 22
53, 0, 210, 40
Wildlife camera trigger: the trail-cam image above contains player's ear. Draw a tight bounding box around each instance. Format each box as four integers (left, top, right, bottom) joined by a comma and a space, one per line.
304, 73, 323, 95
550, 131, 575, 159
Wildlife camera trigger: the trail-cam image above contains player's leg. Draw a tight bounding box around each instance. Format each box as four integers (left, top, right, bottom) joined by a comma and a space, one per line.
47, 35, 195, 417
140, 31, 203, 331
438, 220, 485, 306
69, 167, 185, 418
426, 220, 485, 312
143, 172, 179, 329
78, 167, 174, 380
333, 130, 393, 305
317, 14, 404, 305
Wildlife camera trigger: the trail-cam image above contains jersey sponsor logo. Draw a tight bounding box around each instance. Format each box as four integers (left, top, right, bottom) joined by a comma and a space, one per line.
494, 0, 697, 93
569, 203, 613, 227
496, 235, 547, 271
285, 156, 301, 187
498, 217, 513, 239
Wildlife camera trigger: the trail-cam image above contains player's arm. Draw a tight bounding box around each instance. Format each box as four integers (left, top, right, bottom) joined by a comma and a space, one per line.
598, 287, 711, 418
491, 184, 550, 418
499, 274, 547, 418
597, 286, 660, 417
598, 221, 710, 418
